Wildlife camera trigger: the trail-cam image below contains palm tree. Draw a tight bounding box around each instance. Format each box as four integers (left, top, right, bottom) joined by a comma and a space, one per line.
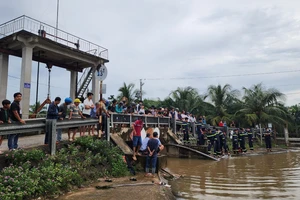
206, 84, 239, 125
287, 104, 300, 135
117, 82, 139, 104
169, 87, 210, 115
238, 83, 288, 128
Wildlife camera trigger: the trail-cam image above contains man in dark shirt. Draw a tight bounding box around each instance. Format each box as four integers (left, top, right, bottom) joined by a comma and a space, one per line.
0, 99, 11, 154
145, 132, 159, 176
56, 97, 72, 142
108, 99, 117, 112
44, 97, 61, 144
8, 92, 25, 150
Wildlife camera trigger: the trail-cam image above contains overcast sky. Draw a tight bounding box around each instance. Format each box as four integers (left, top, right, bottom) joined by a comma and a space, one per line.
1, 0, 300, 106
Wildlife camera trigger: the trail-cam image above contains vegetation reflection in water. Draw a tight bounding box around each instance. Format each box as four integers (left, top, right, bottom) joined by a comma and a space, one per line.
168, 151, 300, 200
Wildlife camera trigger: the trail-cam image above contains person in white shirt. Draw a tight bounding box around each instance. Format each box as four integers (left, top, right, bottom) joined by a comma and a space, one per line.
82, 92, 95, 136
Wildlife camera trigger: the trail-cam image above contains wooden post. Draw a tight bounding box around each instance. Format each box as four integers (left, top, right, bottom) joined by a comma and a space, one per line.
100, 80, 103, 101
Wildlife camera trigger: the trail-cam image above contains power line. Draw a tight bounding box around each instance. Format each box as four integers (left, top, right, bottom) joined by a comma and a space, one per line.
143, 69, 300, 81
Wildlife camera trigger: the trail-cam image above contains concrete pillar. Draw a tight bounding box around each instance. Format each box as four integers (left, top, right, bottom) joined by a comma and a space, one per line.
70, 71, 76, 101
0, 53, 9, 101
20, 46, 33, 119
92, 72, 100, 102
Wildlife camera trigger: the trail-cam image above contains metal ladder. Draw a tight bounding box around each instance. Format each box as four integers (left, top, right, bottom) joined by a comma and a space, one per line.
76, 67, 96, 98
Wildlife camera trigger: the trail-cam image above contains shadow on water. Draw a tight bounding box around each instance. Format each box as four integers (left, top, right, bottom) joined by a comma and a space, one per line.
168, 151, 300, 200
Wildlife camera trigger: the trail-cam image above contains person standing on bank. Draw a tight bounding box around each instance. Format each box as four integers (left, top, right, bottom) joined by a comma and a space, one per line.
132, 117, 143, 161
0, 100, 12, 154
82, 92, 95, 136
145, 131, 160, 177
264, 129, 272, 152
247, 128, 254, 150
8, 92, 25, 151
44, 97, 61, 145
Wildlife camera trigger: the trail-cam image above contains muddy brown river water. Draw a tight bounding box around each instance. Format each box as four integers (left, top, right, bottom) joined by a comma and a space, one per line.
168, 150, 300, 200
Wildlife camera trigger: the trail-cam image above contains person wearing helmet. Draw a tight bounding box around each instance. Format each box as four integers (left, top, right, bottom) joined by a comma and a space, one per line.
56, 97, 72, 142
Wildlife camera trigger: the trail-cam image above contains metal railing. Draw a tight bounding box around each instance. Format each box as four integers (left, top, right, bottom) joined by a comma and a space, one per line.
0, 15, 108, 60
110, 113, 170, 127
0, 114, 171, 154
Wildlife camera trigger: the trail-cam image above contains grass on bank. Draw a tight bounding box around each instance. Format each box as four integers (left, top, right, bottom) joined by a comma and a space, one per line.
0, 136, 129, 200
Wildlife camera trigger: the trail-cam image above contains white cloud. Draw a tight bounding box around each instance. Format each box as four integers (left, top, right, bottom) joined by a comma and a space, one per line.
1, 0, 300, 106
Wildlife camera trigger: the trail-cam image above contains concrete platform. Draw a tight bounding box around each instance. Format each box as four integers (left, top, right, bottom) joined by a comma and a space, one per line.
0, 30, 108, 72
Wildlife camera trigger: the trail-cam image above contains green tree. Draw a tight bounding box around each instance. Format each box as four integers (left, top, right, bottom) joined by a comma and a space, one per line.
143, 98, 161, 109
288, 104, 300, 135
169, 87, 210, 116
238, 83, 288, 128
117, 82, 139, 103
206, 84, 239, 125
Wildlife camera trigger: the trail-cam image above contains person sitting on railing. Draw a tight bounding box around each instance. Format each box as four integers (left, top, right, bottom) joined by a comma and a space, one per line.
149, 106, 155, 116
138, 105, 145, 115
136, 100, 143, 112
115, 102, 123, 114
162, 108, 169, 117
68, 98, 86, 141
156, 108, 163, 117
177, 111, 182, 121
0, 99, 12, 154
181, 111, 188, 121
44, 97, 62, 145
108, 99, 117, 113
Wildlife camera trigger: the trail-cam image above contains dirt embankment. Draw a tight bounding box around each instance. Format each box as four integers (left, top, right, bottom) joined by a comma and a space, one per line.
59, 174, 175, 200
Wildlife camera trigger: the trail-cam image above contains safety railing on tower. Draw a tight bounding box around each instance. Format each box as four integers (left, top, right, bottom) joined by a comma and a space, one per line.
0, 15, 108, 60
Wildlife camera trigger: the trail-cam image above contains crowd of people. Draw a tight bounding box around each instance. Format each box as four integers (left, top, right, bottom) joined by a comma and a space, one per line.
178, 120, 273, 155
0, 92, 274, 156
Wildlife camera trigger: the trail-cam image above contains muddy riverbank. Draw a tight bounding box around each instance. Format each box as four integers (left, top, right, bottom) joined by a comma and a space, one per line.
58, 174, 175, 200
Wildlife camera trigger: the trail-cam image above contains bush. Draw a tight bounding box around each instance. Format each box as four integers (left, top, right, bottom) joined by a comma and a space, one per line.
1, 137, 129, 199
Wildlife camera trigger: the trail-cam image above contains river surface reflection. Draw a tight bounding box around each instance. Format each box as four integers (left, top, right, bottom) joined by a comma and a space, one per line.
168, 151, 300, 200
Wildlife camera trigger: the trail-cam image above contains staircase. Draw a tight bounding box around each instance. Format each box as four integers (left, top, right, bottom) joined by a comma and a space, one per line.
76, 67, 96, 98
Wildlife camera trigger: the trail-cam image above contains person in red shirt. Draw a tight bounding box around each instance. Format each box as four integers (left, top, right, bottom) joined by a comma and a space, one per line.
132, 117, 143, 160
218, 120, 224, 127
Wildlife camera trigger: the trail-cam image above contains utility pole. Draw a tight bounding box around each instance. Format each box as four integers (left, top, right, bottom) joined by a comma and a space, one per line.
140, 79, 144, 101
55, 0, 59, 41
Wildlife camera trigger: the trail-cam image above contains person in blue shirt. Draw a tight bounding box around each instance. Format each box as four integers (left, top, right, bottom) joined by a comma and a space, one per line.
145, 132, 160, 177
115, 102, 123, 113
202, 116, 207, 125
44, 97, 61, 145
